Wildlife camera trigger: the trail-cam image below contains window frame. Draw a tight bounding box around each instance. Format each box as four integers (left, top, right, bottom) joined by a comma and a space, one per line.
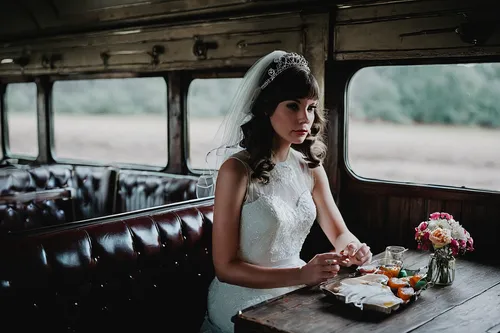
339, 57, 500, 197
2, 78, 39, 162
48, 72, 170, 171
183, 68, 247, 175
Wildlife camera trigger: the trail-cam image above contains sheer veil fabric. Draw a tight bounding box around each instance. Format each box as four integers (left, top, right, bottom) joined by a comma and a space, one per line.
204, 50, 288, 177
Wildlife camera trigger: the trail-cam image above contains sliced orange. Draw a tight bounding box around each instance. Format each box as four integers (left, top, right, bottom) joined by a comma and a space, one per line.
388, 277, 410, 289
397, 286, 415, 301
409, 274, 423, 288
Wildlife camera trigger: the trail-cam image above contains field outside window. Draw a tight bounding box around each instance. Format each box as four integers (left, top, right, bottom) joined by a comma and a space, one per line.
52, 77, 168, 167
187, 77, 242, 170
346, 63, 500, 192
5, 82, 38, 158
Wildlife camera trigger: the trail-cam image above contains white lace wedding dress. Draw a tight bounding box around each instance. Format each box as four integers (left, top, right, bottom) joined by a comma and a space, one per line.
202, 148, 317, 333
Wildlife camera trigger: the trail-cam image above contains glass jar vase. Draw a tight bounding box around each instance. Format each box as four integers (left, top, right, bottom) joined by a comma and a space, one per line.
428, 253, 456, 286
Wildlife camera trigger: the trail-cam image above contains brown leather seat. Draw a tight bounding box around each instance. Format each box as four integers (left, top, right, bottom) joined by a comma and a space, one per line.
115, 170, 198, 213
73, 165, 118, 220
0, 198, 214, 333
0, 167, 74, 232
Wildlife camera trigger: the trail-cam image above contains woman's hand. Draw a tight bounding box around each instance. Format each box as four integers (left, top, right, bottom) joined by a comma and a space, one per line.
299, 252, 347, 286
341, 242, 372, 267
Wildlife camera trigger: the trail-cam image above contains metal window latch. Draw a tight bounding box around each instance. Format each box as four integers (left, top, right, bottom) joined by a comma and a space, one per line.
193, 36, 218, 60
41, 54, 63, 69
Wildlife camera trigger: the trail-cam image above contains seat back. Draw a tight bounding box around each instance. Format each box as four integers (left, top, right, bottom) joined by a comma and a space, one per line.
0, 198, 214, 333
115, 170, 198, 213
73, 165, 118, 220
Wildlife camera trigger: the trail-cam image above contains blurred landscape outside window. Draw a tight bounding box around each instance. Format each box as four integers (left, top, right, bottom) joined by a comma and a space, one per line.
187, 78, 242, 170
51, 77, 168, 166
5, 82, 38, 158
347, 63, 500, 192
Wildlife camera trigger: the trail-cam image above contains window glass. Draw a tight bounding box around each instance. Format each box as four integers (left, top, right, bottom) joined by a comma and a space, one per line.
347, 64, 500, 192
187, 78, 242, 170
52, 77, 168, 166
5, 82, 38, 157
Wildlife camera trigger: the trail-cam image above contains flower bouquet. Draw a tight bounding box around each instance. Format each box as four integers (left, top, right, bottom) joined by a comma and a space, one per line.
414, 212, 474, 285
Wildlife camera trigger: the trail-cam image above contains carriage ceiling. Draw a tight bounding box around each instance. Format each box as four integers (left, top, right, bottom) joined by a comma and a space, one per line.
0, 0, 440, 44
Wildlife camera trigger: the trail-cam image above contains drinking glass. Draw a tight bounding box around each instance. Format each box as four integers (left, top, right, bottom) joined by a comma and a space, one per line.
385, 245, 408, 262
196, 174, 215, 198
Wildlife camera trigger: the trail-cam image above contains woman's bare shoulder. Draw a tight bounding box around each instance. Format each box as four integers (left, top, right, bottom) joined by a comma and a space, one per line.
218, 157, 249, 184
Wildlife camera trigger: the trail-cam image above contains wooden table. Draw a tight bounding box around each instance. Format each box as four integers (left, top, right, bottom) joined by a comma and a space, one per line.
234, 250, 500, 333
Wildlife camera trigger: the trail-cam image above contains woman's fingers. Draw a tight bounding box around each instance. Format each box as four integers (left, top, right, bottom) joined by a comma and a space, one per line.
354, 244, 371, 259
319, 252, 348, 264
344, 242, 358, 257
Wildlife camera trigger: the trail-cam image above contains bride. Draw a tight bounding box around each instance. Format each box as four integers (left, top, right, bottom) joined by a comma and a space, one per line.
201, 50, 372, 333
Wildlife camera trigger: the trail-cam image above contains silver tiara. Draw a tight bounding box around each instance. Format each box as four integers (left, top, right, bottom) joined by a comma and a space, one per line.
260, 52, 310, 90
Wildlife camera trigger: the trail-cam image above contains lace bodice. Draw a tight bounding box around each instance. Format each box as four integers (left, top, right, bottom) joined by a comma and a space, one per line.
204, 148, 317, 333
236, 149, 316, 265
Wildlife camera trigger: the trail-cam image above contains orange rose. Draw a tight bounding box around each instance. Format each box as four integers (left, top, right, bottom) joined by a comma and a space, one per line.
429, 228, 451, 248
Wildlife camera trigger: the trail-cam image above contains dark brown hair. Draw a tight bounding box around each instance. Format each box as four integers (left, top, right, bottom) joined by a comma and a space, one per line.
239, 65, 327, 184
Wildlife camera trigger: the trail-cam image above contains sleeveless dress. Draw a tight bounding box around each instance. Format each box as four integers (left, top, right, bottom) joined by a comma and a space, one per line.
202, 148, 317, 333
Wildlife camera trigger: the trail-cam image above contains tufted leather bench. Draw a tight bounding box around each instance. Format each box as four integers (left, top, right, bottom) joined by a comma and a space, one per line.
115, 170, 198, 213
1, 164, 201, 234
0, 198, 214, 333
73, 165, 118, 220
0, 167, 75, 231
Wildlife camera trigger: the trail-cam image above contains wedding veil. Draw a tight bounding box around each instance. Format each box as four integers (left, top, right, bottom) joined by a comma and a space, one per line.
199, 50, 310, 195
204, 50, 287, 172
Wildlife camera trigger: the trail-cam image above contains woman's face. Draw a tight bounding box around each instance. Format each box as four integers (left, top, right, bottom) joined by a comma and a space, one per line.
269, 98, 318, 146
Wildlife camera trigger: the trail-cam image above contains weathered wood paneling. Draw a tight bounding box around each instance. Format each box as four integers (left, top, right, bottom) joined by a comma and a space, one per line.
334, 2, 500, 60
339, 187, 498, 259
0, 13, 308, 75
0, 0, 320, 42
336, 0, 486, 23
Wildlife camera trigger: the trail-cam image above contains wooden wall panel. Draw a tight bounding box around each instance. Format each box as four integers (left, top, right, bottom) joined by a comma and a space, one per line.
0, 13, 307, 75
407, 197, 426, 249
339, 191, 498, 261
334, 2, 500, 60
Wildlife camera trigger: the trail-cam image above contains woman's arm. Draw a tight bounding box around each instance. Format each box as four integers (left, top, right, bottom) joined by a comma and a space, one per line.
212, 158, 342, 289
311, 164, 372, 265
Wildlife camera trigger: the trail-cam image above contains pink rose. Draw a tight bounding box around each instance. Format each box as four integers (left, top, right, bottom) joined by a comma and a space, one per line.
419, 222, 428, 231
429, 228, 452, 248
467, 237, 474, 251
450, 239, 459, 256
440, 212, 452, 220
430, 212, 441, 220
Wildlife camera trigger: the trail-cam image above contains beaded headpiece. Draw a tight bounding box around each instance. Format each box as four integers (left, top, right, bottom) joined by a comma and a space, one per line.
260, 52, 310, 90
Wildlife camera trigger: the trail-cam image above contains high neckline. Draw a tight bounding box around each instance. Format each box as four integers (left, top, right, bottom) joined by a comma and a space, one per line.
274, 149, 292, 165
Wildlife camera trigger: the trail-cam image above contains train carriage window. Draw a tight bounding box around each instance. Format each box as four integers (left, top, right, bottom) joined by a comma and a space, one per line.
346, 63, 500, 192
187, 77, 242, 170
52, 77, 168, 166
5, 82, 38, 158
